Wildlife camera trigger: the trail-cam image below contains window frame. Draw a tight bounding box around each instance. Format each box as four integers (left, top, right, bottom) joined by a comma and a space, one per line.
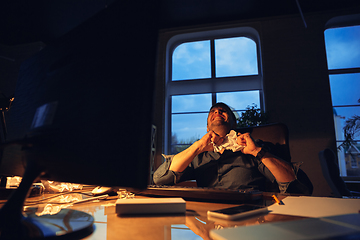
164, 26, 264, 154
325, 14, 360, 178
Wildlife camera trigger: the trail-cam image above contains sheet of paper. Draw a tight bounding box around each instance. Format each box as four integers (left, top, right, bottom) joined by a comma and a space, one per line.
210, 214, 360, 240
267, 196, 360, 218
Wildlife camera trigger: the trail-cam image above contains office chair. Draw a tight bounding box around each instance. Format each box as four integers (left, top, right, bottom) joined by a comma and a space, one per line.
236, 123, 291, 163
318, 148, 352, 197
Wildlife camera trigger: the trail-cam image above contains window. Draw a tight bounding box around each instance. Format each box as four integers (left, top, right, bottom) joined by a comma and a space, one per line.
324, 22, 360, 177
165, 27, 263, 154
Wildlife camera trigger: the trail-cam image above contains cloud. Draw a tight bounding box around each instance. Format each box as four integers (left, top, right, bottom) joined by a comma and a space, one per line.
215, 37, 258, 76
172, 41, 211, 80
325, 26, 360, 69
172, 37, 259, 80
172, 94, 211, 112
217, 91, 260, 110
173, 41, 210, 64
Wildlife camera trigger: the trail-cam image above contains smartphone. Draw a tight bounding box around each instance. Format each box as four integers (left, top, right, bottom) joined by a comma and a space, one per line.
207, 204, 268, 221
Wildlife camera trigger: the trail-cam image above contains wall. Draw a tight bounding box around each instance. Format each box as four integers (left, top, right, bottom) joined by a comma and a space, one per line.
153, 7, 360, 196
260, 12, 337, 196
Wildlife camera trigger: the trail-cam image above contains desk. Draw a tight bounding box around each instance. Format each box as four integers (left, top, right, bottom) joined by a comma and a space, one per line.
0, 191, 325, 240
53, 193, 303, 240
2, 188, 360, 240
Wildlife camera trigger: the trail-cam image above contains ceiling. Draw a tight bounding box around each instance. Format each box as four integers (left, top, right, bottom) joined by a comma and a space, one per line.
0, 0, 359, 112
1, 0, 360, 46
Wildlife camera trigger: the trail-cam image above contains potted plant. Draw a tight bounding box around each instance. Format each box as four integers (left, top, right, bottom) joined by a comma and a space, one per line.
236, 104, 269, 128
340, 98, 360, 149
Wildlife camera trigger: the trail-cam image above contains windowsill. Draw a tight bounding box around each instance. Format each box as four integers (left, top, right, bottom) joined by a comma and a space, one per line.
343, 178, 360, 193
342, 176, 360, 182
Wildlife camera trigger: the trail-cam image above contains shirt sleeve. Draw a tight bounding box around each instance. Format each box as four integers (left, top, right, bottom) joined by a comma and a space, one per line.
277, 162, 313, 195
152, 154, 184, 185
254, 140, 313, 195
257, 160, 313, 195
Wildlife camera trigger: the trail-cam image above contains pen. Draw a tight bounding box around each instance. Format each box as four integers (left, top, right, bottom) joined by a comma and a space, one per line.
272, 195, 284, 205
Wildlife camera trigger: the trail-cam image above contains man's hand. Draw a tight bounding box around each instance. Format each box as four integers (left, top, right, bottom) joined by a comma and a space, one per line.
170, 130, 225, 172
237, 132, 296, 183
236, 132, 261, 157
197, 130, 225, 153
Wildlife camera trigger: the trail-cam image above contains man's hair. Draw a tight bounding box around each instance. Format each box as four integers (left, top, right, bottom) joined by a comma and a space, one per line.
209, 102, 237, 127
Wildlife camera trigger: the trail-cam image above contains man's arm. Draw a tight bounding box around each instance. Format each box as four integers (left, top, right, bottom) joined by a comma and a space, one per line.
237, 133, 296, 183
258, 152, 296, 182
169, 131, 224, 172
153, 131, 224, 185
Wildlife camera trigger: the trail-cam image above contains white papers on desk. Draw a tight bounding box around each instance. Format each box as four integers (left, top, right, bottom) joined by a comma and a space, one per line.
210, 214, 360, 240
210, 196, 360, 240
267, 196, 360, 218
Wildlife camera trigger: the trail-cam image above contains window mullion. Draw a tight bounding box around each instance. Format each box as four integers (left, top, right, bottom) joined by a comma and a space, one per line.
210, 39, 216, 78
329, 67, 360, 75
210, 39, 216, 105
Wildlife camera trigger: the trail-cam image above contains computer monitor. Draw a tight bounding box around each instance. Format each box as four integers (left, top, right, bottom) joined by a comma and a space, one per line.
0, 1, 159, 239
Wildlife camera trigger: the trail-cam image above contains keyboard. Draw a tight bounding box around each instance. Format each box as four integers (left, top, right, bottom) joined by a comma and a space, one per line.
138, 185, 263, 202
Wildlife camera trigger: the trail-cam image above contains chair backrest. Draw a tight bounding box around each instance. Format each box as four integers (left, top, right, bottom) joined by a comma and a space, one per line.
235, 123, 291, 162
319, 148, 351, 197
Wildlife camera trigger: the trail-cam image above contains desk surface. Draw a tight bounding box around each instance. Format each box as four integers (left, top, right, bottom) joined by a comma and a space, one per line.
2, 186, 360, 240
60, 193, 302, 240
2, 189, 359, 240
0, 190, 305, 240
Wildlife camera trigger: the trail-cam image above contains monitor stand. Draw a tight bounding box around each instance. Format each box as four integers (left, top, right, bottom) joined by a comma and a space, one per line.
0, 158, 94, 239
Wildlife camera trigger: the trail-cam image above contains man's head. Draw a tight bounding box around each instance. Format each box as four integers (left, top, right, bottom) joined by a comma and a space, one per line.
207, 102, 237, 136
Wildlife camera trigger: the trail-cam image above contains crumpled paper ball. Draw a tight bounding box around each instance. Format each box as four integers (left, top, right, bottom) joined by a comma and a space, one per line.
212, 130, 245, 153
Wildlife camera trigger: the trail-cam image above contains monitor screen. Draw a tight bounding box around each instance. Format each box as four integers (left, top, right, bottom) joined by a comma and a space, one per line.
0, 2, 159, 239
0, 1, 158, 191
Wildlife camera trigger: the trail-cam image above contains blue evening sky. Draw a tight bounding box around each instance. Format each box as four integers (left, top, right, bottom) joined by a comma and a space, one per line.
325, 25, 360, 140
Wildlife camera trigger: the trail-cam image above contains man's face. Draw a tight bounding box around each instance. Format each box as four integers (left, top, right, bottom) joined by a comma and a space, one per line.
207, 106, 232, 135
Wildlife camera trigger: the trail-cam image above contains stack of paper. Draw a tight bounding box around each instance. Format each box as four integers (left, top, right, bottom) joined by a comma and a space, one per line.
115, 197, 186, 215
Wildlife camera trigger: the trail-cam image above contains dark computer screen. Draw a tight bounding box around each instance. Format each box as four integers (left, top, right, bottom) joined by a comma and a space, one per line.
0, 2, 159, 239
0, 1, 159, 190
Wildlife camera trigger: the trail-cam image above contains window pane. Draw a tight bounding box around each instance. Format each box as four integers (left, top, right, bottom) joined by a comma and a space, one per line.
171, 94, 211, 154
325, 25, 360, 70
172, 94, 212, 113
171, 113, 208, 145
172, 41, 211, 81
216, 91, 260, 110
330, 73, 360, 106
325, 24, 360, 177
333, 106, 360, 141
215, 37, 258, 77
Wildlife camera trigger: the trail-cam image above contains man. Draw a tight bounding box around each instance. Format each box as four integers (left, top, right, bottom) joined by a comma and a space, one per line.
153, 102, 313, 194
